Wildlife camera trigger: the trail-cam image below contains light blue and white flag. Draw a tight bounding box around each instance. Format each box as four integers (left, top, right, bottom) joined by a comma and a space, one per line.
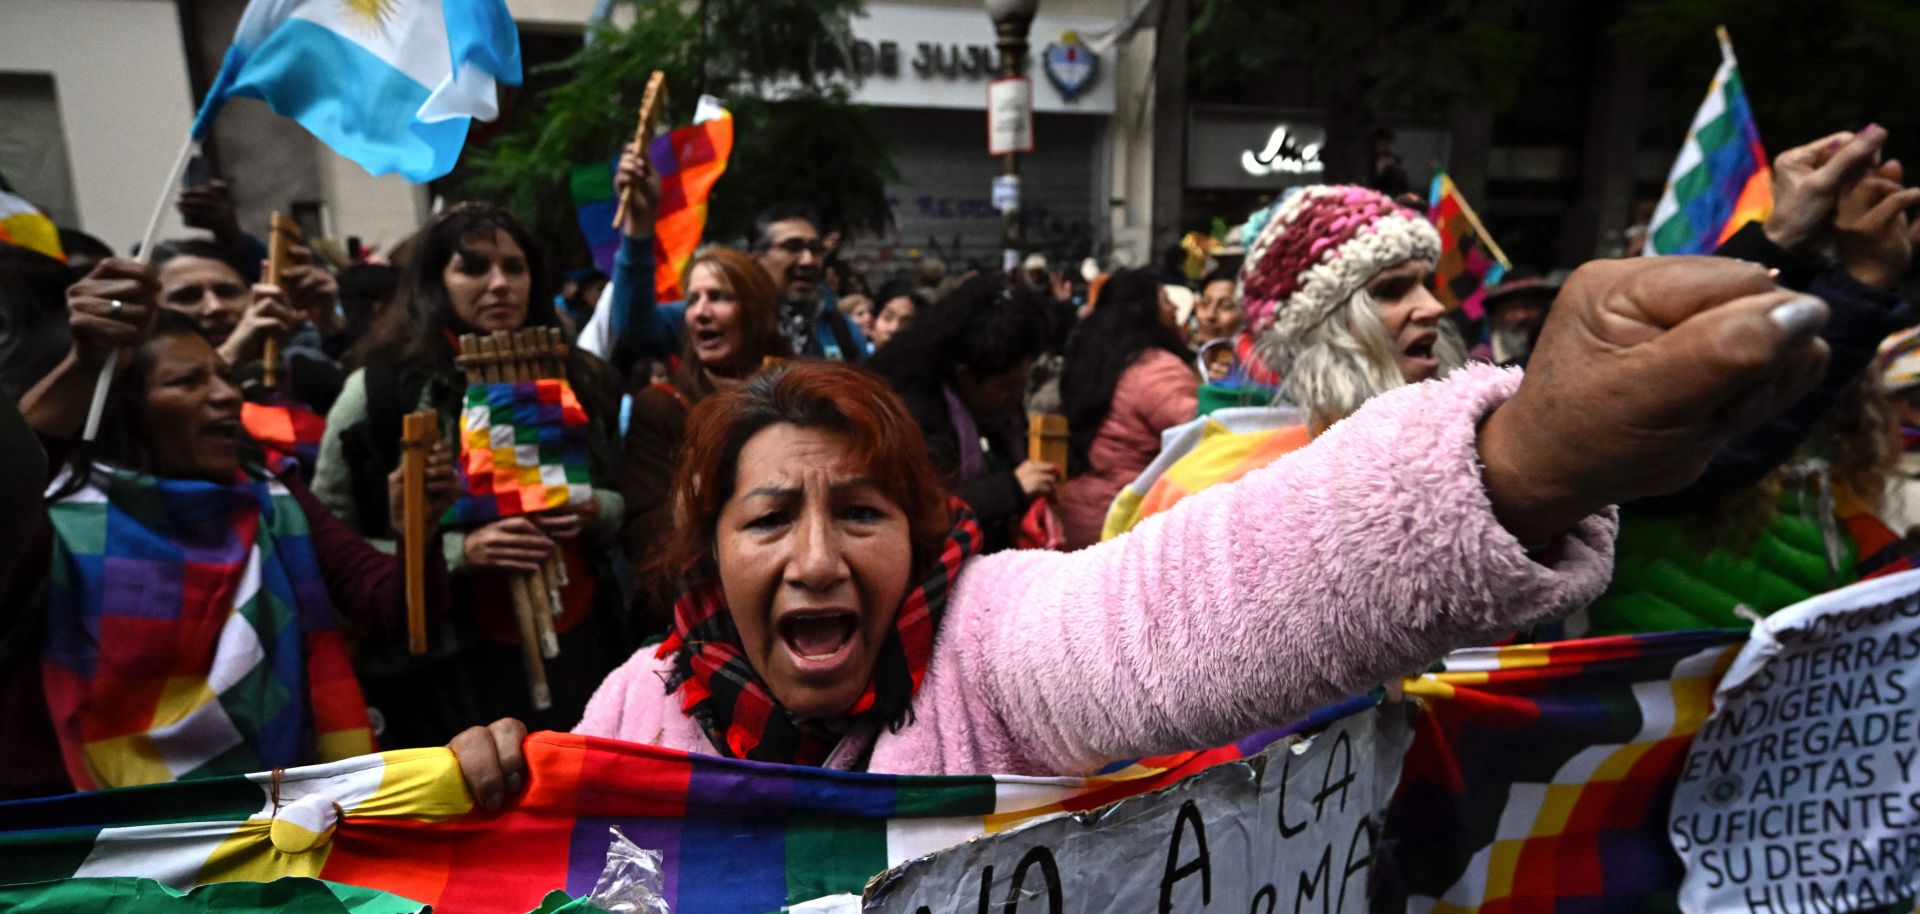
191, 0, 522, 182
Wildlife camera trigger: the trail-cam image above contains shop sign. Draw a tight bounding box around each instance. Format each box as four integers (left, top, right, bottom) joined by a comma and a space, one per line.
837, 5, 1117, 114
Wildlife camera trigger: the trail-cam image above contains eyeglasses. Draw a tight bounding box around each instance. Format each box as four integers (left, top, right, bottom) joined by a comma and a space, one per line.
772, 237, 827, 256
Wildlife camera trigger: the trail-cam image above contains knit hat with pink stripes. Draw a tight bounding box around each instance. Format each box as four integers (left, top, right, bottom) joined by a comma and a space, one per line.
1239, 185, 1440, 375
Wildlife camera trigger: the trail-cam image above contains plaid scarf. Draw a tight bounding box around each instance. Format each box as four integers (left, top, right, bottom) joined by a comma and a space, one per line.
656, 499, 981, 766
42, 465, 373, 790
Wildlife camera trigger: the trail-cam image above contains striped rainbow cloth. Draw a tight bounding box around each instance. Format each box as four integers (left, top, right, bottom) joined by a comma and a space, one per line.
1643, 30, 1772, 255
0, 719, 1338, 914
649, 96, 734, 304
1101, 406, 1307, 541
1382, 629, 1746, 912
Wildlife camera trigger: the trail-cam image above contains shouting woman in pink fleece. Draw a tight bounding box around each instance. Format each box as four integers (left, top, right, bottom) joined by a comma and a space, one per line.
451, 255, 1830, 802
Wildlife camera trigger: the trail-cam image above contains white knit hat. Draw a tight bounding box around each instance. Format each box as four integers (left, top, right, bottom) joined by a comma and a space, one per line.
1239, 185, 1440, 376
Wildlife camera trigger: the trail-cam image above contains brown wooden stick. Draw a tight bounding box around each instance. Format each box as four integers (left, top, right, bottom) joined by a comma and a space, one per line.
611, 71, 669, 231
262, 213, 303, 389
401, 409, 439, 655
1028, 413, 1069, 480
508, 574, 553, 710
498, 331, 562, 655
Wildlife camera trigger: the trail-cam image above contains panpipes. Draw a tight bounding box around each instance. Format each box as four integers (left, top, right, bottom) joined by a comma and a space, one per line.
455, 327, 576, 711
400, 409, 439, 656
1027, 413, 1068, 478
611, 70, 668, 231
262, 212, 304, 390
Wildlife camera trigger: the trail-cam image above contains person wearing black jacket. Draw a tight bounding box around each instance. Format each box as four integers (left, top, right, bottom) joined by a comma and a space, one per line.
1637, 124, 1918, 515
1570, 124, 1920, 637
865, 275, 1057, 554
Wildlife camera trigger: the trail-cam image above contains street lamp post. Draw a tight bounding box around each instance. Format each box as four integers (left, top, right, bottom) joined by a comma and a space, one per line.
986, 0, 1037, 274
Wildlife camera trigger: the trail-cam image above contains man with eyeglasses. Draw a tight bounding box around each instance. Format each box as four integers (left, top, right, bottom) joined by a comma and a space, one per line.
577, 151, 870, 368
751, 202, 867, 361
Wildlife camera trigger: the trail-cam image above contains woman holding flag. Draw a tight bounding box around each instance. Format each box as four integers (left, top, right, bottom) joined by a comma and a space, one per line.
5, 260, 456, 796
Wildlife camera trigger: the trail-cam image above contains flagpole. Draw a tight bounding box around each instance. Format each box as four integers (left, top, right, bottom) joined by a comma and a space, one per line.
1715, 24, 1734, 63
1450, 178, 1512, 272
82, 129, 197, 441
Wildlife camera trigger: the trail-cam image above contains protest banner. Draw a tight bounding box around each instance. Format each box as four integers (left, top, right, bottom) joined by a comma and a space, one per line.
863, 706, 1410, 914
1673, 567, 1920, 914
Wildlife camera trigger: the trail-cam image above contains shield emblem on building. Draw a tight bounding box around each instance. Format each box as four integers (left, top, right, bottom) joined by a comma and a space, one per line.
1042, 32, 1099, 102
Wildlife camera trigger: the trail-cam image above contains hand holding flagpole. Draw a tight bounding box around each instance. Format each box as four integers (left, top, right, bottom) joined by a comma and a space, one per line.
612, 71, 668, 231
82, 133, 197, 442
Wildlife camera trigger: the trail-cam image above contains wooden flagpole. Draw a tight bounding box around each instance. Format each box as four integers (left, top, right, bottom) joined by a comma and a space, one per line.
611, 71, 668, 231
84, 130, 197, 441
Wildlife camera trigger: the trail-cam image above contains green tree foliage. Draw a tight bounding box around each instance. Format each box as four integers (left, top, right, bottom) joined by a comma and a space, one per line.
1620, 0, 1920, 162
456, 0, 895, 264
1185, 0, 1533, 180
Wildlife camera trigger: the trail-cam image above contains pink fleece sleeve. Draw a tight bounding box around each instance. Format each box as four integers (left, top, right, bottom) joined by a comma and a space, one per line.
946, 364, 1617, 774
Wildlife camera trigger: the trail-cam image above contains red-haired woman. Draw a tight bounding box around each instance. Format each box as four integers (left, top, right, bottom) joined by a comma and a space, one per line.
619, 248, 789, 634
450, 255, 1833, 791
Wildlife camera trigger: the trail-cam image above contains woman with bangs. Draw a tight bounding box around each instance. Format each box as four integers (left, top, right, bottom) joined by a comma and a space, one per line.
618, 247, 791, 635
312, 203, 628, 747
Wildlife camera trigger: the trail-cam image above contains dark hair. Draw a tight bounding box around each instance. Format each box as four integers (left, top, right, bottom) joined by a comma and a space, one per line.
865, 273, 1048, 395
1058, 267, 1191, 473
57, 228, 113, 263
148, 238, 250, 280
335, 262, 400, 370
0, 243, 75, 399
358, 203, 557, 374
873, 279, 929, 315
750, 201, 820, 251
48, 311, 243, 502
338, 262, 400, 317
673, 247, 788, 395
1199, 266, 1237, 291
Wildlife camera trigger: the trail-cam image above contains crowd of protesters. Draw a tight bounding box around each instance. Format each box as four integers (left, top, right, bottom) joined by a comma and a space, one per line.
1, 120, 1914, 800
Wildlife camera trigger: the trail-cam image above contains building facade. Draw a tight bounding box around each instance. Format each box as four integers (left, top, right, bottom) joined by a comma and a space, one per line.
0, 0, 1163, 270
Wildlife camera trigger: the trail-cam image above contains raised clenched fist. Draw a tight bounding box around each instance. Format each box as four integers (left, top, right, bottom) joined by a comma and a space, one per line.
1478, 255, 1830, 544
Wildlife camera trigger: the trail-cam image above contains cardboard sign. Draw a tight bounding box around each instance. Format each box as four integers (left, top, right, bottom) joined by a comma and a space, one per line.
864, 708, 1411, 914
1673, 568, 1920, 913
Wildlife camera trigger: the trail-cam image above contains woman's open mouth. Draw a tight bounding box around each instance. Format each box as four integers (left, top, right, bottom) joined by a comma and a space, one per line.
202, 417, 243, 443
1402, 333, 1437, 363
777, 610, 859, 675
692, 328, 726, 352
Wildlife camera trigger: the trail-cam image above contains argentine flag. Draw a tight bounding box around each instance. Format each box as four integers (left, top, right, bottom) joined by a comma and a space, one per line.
191, 0, 522, 182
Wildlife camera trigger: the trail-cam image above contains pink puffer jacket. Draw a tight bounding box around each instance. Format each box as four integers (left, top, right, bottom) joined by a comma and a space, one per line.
1055, 348, 1199, 549
575, 365, 1617, 776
